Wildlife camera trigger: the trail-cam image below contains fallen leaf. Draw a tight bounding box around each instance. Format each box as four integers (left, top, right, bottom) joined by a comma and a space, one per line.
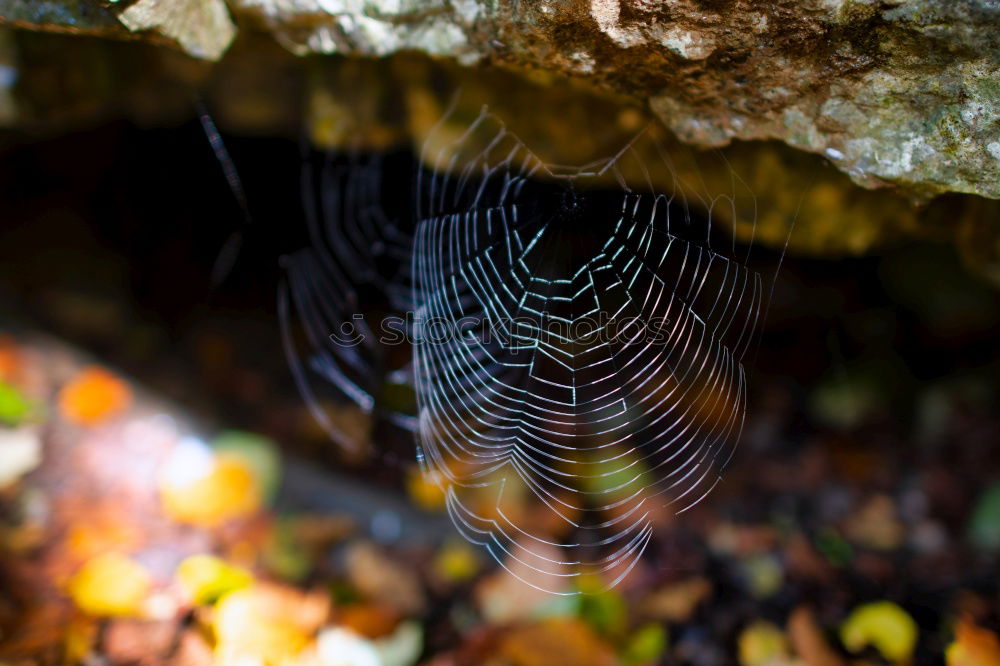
497, 618, 618, 666
637, 577, 712, 623
63, 615, 98, 664
67, 552, 152, 617
844, 495, 905, 551
58, 367, 132, 426
432, 539, 480, 584
339, 604, 400, 640
946, 617, 1000, 666
741, 554, 784, 600
0, 427, 42, 488
0, 602, 74, 658
0, 336, 22, 381
213, 585, 321, 664
65, 513, 143, 564
621, 623, 668, 666
840, 601, 918, 663
738, 621, 790, 666
316, 626, 381, 666
240, 582, 330, 633
291, 514, 355, 548
406, 467, 447, 511
104, 618, 179, 663
175, 554, 252, 605
159, 440, 261, 527
347, 542, 426, 615
169, 628, 214, 666
787, 606, 846, 666
375, 621, 423, 666
211, 430, 282, 504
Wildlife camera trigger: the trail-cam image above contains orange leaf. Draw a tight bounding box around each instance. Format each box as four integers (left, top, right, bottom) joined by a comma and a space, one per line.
0, 335, 22, 382
947, 617, 1000, 666
339, 604, 400, 639
58, 367, 132, 426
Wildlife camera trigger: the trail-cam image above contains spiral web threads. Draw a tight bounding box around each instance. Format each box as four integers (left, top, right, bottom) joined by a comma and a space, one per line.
412, 109, 764, 593
278, 107, 769, 592
280, 151, 414, 452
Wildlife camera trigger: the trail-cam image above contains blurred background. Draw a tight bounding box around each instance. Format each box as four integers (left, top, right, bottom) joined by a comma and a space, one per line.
0, 22, 999, 666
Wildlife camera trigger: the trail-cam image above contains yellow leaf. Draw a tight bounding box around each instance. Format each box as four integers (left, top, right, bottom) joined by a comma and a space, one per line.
67, 552, 151, 617
840, 601, 917, 663
176, 554, 253, 605
432, 539, 479, 583
160, 440, 261, 526
405, 467, 446, 511
738, 621, 789, 666
63, 616, 98, 663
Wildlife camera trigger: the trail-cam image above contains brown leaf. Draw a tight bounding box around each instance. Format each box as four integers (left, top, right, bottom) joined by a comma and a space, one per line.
498, 618, 619, 666
787, 606, 847, 666
637, 577, 712, 623
0, 601, 73, 660
843, 495, 904, 551
104, 618, 179, 663
346, 542, 426, 615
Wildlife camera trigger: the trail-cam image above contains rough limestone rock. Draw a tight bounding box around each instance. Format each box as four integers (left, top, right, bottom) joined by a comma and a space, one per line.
235, 0, 1000, 202
2, 0, 998, 202
0, 0, 235, 60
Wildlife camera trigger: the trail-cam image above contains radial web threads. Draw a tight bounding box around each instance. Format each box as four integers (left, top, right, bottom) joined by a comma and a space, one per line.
411, 108, 764, 592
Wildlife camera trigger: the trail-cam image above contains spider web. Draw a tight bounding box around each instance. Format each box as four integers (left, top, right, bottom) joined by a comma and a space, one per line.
280, 106, 775, 593
411, 107, 765, 593
279, 149, 416, 454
